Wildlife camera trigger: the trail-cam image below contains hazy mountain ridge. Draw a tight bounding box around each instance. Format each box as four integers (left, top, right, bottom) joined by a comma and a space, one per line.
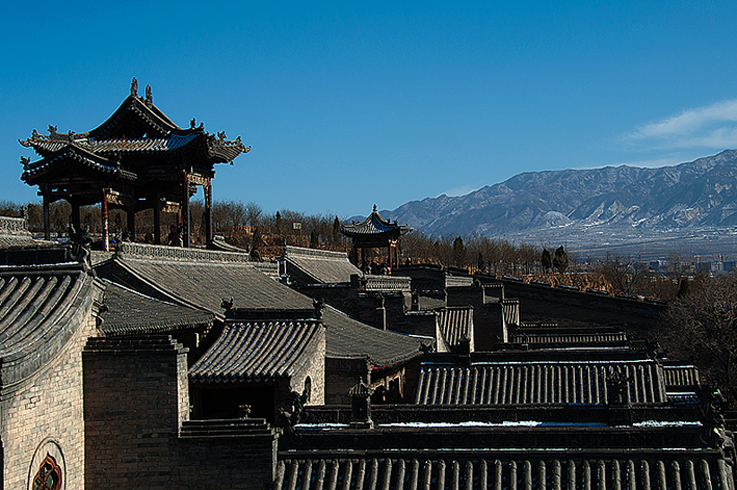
381, 150, 737, 236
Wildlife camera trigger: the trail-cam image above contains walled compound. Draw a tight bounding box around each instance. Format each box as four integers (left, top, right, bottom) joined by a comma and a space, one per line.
0, 82, 733, 490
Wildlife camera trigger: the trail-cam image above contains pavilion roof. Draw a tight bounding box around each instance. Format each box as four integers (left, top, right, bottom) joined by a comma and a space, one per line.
341, 205, 411, 239
19, 78, 250, 186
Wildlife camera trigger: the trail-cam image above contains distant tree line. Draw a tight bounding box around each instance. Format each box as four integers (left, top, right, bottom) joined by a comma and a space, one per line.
0, 199, 346, 254
402, 232, 709, 302
0, 199, 709, 302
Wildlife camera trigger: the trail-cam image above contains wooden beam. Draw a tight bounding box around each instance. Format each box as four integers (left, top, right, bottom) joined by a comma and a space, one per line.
154, 188, 161, 245
43, 194, 50, 241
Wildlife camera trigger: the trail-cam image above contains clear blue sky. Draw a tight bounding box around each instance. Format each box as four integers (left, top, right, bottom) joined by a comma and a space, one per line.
3, 1, 737, 218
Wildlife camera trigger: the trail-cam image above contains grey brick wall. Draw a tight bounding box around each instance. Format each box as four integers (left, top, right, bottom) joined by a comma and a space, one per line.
83, 335, 278, 490
1, 313, 95, 490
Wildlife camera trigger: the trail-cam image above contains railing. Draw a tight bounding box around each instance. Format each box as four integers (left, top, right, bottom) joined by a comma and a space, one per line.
363, 274, 412, 292
284, 245, 349, 260
0, 216, 29, 235
445, 275, 473, 288
117, 242, 251, 264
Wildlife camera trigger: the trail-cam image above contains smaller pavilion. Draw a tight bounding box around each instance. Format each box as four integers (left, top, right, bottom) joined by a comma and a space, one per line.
341, 205, 410, 270
19, 78, 250, 250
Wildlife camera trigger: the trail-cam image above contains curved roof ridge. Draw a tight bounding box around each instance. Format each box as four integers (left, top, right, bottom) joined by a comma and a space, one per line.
0, 266, 102, 388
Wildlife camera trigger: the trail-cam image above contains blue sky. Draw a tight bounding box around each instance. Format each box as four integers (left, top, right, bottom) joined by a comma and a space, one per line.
3, 1, 737, 218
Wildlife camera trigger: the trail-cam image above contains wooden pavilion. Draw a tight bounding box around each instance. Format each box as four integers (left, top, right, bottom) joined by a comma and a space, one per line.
19, 78, 250, 250
341, 205, 410, 270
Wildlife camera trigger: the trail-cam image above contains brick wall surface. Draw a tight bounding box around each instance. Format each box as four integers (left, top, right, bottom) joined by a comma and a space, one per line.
446, 286, 504, 349
84, 335, 278, 490
325, 358, 371, 405
290, 330, 326, 406
83, 337, 186, 489
1, 313, 96, 490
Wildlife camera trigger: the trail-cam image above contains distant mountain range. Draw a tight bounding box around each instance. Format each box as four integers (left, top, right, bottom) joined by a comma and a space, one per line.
379, 150, 737, 238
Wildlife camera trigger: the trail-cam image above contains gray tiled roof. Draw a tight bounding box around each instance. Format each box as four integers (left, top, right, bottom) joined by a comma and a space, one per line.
341, 206, 410, 237
437, 307, 473, 348
103, 254, 424, 368
189, 320, 323, 383
112, 257, 309, 312
284, 245, 361, 284
100, 280, 214, 336
321, 306, 424, 368
276, 454, 730, 490
0, 235, 44, 250
0, 216, 53, 250
0, 263, 103, 384
414, 360, 667, 405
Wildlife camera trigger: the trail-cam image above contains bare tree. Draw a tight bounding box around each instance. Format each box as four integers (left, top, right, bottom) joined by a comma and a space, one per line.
658, 272, 737, 405
596, 254, 648, 295
245, 201, 263, 227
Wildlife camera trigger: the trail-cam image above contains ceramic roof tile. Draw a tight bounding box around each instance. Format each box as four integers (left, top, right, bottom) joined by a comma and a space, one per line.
100, 280, 214, 336
190, 320, 323, 383
414, 361, 667, 405
276, 454, 730, 490
0, 263, 102, 384
437, 307, 473, 348
284, 245, 361, 284
102, 249, 424, 368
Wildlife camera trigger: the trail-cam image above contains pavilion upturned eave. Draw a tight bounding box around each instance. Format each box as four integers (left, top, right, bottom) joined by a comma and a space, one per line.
21, 145, 138, 186
19, 78, 249, 249
19, 78, 249, 165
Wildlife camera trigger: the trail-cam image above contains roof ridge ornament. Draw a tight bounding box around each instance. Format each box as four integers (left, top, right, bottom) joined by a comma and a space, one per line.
48, 125, 57, 136
131, 77, 138, 96
145, 84, 153, 107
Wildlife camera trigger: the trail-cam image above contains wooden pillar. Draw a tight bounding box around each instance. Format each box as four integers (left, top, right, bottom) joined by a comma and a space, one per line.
204, 180, 213, 244
182, 174, 190, 248
71, 201, 81, 234
153, 188, 161, 245
101, 189, 110, 252
127, 191, 135, 241
42, 194, 51, 241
